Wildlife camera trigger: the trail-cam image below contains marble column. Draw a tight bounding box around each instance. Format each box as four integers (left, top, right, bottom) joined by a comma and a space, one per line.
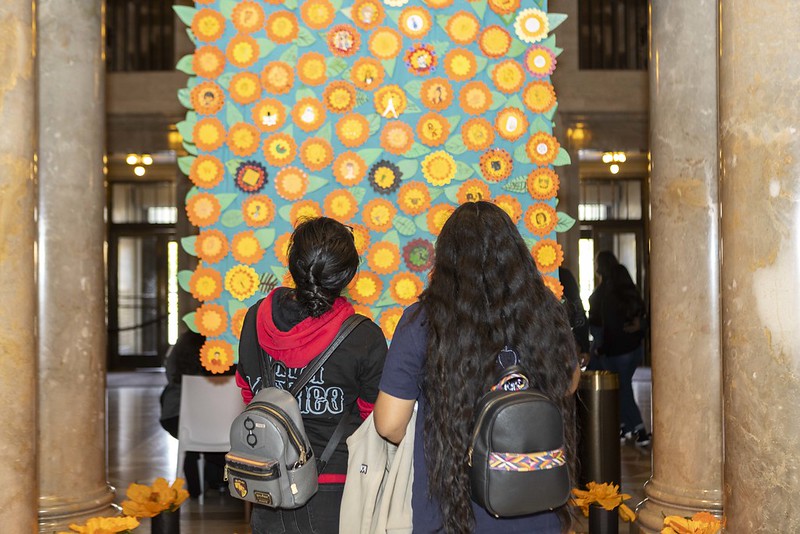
0, 1, 38, 531
37, 1, 113, 531
637, 1, 722, 531
720, 2, 800, 532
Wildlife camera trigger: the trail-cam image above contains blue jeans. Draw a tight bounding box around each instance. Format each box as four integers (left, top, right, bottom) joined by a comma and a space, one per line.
251, 483, 343, 534
598, 346, 645, 433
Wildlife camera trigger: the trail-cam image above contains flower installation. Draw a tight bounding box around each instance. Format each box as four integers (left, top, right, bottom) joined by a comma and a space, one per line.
662, 511, 725, 534
58, 516, 140, 534
571, 482, 637, 522
121, 477, 190, 519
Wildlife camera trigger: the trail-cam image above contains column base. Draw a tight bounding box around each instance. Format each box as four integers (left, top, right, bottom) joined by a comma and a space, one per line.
634, 478, 723, 533
38, 484, 116, 534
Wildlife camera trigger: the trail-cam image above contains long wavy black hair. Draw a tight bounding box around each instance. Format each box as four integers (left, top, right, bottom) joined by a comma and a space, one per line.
419, 201, 577, 533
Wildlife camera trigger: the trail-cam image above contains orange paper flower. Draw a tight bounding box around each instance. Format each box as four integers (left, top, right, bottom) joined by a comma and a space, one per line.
374, 85, 408, 117
190, 81, 225, 115
335, 113, 370, 148
297, 52, 328, 86
231, 308, 248, 339
459, 81, 493, 115
200, 340, 235, 374
479, 25, 512, 59
189, 155, 224, 189
225, 264, 260, 301
186, 193, 221, 227
524, 81, 557, 113
64, 516, 140, 533
443, 48, 478, 81
323, 81, 358, 114
229, 72, 262, 104
226, 35, 259, 69
300, 0, 336, 30
662, 512, 724, 534
368, 27, 403, 60
397, 181, 432, 216
195, 229, 229, 264
299, 137, 334, 171
352, 0, 385, 30
242, 195, 276, 228
493, 194, 523, 223
289, 199, 323, 226
327, 24, 361, 57
261, 61, 294, 95
389, 272, 424, 306
195, 303, 228, 337
398, 6, 432, 39
571, 482, 636, 523
495, 107, 528, 141
531, 239, 563, 273
350, 57, 385, 91
292, 97, 327, 132
121, 478, 189, 518
350, 224, 371, 255
227, 122, 260, 157
231, 1, 265, 34
417, 112, 450, 147
231, 230, 265, 264
488, 0, 520, 16
420, 77, 454, 112
527, 168, 560, 199
352, 305, 375, 321
424, 0, 453, 8
333, 151, 367, 186
479, 149, 514, 182
263, 133, 297, 167
274, 167, 309, 201
189, 266, 223, 301
265, 11, 299, 44
491, 59, 526, 94
456, 179, 491, 204
462, 118, 495, 151
274, 232, 292, 265
380, 121, 415, 155
446, 11, 480, 44
324, 189, 359, 222
379, 307, 405, 340
526, 132, 560, 166
426, 203, 455, 236
524, 203, 557, 236
193, 46, 225, 79
252, 97, 287, 133
422, 150, 457, 186
193, 117, 226, 151
366, 242, 401, 275
348, 271, 383, 305
362, 198, 397, 233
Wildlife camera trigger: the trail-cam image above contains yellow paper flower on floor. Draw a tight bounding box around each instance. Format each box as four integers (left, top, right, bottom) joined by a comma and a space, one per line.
542, 276, 564, 300
571, 482, 636, 523
231, 307, 248, 339
446, 11, 480, 44
526, 132, 560, 166
524, 81, 557, 113
398, 6, 432, 39
323, 81, 358, 114
195, 229, 229, 264
227, 122, 260, 157
457, 179, 491, 204
367, 241, 401, 275
297, 52, 328, 86
274, 167, 308, 201
488, 0, 520, 16
491, 60, 525, 94
444, 48, 478, 81
426, 203, 455, 236
495, 107, 528, 142
290, 200, 323, 226
531, 239, 563, 273
525, 203, 557, 236
195, 303, 228, 337
242, 195, 276, 227
232, 1, 265, 34
261, 61, 294, 95
493, 194, 523, 223
63, 516, 140, 533
374, 85, 408, 116
193, 45, 225, 79
225, 264, 260, 301
300, 0, 336, 30
352, 0, 385, 31
193, 117, 225, 151
226, 35, 259, 69
362, 198, 397, 233
417, 112, 450, 147
515, 8, 549, 44
389, 272, 424, 306
189, 266, 223, 302
200, 340, 235, 374
398, 181, 432, 216
459, 81, 493, 115
274, 232, 292, 265
336, 113, 370, 148
479, 149, 514, 182
348, 271, 383, 305
381, 121, 415, 155
186, 192, 221, 227
300, 137, 334, 170
350, 57, 385, 91
266, 11, 299, 44
479, 25, 512, 59
420, 77, 454, 111
232, 230, 265, 264
324, 189, 359, 222
191, 81, 225, 115
292, 97, 327, 132
422, 151, 457, 186
369, 27, 403, 59
252, 97, 287, 132
263, 132, 297, 167
333, 151, 367, 186
189, 155, 224, 189
229, 72, 262, 104
461, 118, 495, 151
527, 168, 560, 199
662, 512, 724, 534
379, 307, 405, 340
350, 224, 371, 255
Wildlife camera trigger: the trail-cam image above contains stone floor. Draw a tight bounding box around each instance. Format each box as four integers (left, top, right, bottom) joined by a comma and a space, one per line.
107, 368, 652, 533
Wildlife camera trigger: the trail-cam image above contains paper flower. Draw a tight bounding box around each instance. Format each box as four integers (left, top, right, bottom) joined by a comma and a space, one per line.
457, 179, 491, 204
335, 113, 370, 148
526, 132, 560, 166
234, 160, 267, 193
461, 118, 495, 151
232, 230, 265, 264
383, 0, 409, 6
379, 307, 405, 340
459, 81, 493, 115
443, 48, 478, 81
352, 305, 375, 321
327, 24, 361, 57
420, 77, 454, 111
662, 512, 724, 534
189, 155, 224, 189
524, 203, 557, 236
446, 11, 480, 45
231, 1, 265, 34
417, 112, 450, 147
195, 303, 228, 337
366, 241, 401, 274
424, 0, 453, 8
350, 224, 371, 254
397, 181, 432, 215
422, 151, 457, 186
225, 265, 260, 301
229, 72, 262, 104
524, 81, 557, 113
479, 149, 514, 182
265, 11, 299, 44
200, 339, 235, 374
515, 8, 549, 44
252, 97, 286, 132
274, 167, 308, 201
193, 45, 225, 79
479, 25, 512, 59
193, 117, 225, 151
374, 85, 408, 116
231, 308, 248, 339
571, 482, 635, 523
398, 6, 432, 39
227, 123, 260, 157
323, 81, 358, 114
261, 61, 294, 95
495, 107, 528, 142
369, 27, 404, 60
300, 137, 335, 170
527, 168, 560, 199
226, 35, 259, 69
189, 266, 223, 301
333, 151, 367, 186
274, 233, 292, 265
297, 52, 328, 86
350, 57, 385, 90
190, 81, 224, 115
324, 189, 359, 222
186, 193, 221, 227
289, 199, 323, 226
403, 238, 435, 272
531, 239, 563, 273
491, 60, 526, 94
242, 195, 276, 227
404, 43, 438, 76
300, 0, 336, 30
368, 160, 403, 195
525, 45, 557, 78
426, 203, 455, 236
292, 97, 327, 132
263, 133, 297, 167
362, 198, 397, 232
488, 0, 520, 16
283, 271, 295, 289
61, 516, 140, 534
195, 229, 228, 264
390, 272, 424, 306
542, 276, 564, 300
493, 194, 523, 223
352, 0, 385, 31
348, 271, 383, 305
380, 121, 415, 155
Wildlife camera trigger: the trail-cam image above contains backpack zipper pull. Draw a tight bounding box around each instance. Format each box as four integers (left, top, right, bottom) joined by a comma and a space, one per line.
224, 464, 229, 482
467, 447, 473, 467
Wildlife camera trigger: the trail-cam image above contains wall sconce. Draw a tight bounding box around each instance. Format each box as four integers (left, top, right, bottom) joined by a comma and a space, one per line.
125, 153, 154, 176
602, 151, 626, 174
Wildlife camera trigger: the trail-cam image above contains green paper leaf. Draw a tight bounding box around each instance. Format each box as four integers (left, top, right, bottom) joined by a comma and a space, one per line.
435, 14, 450, 31
307, 175, 329, 194
221, 209, 244, 228
176, 55, 194, 75
271, 266, 287, 280
350, 187, 367, 203
404, 100, 422, 114
506, 94, 524, 110
507, 39, 528, 58
530, 116, 553, 135
219, 0, 237, 18
186, 186, 200, 200
386, 9, 401, 24
429, 188, 444, 201
225, 159, 244, 177
470, 0, 488, 19
330, 0, 344, 10
489, 91, 506, 111
446, 115, 461, 131
514, 143, 530, 163
454, 161, 474, 180
280, 45, 298, 64
182, 312, 198, 333
217, 193, 238, 211
226, 104, 244, 125
443, 185, 459, 204
552, 148, 572, 166
444, 136, 467, 155
393, 216, 416, 236
367, 113, 382, 136
383, 230, 401, 246
548, 13, 568, 32
544, 103, 559, 121
357, 148, 383, 166
341, 6, 353, 20
503, 175, 528, 194
296, 27, 316, 47
217, 72, 235, 90
413, 214, 428, 232
284, 0, 298, 9
178, 156, 195, 176
278, 204, 293, 222
176, 120, 194, 144
553, 46, 564, 58
228, 300, 247, 318
524, 237, 537, 250
326, 57, 348, 78
182, 141, 197, 156
282, 125, 295, 138
355, 91, 369, 107
397, 159, 418, 179
317, 122, 332, 142
475, 56, 489, 75
256, 39, 276, 59
431, 40, 451, 56
295, 87, 317, 102
185, 29, 198, 47
254, 228, 277, 248
177, 88, 192, 110
405, 143, 431, 158
555, 211, 576, 232
403, 80, 423, 98
541, 35, 557, 50
178, 270, 193, 292
375, 289, 396, 308
382, 58, 397, 77
500, 13, 515, 26
180, 236, 197, 256
471, 162, 483, 177
172, 6, 197, 27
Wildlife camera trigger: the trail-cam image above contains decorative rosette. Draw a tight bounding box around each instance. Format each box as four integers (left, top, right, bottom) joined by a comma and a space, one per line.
369, 160, 403, 195
403, 239, 435, 272
234, 161, 268, 193
422, 151, 457, 186
225, 265, 260, 301
525, 45, 557, 78
479, 149, 514, 182
404, 43, 438, 76
514, 8, 549, 44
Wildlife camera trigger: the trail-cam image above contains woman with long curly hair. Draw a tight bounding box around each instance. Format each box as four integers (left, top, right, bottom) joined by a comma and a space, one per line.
374, 201, 579, 533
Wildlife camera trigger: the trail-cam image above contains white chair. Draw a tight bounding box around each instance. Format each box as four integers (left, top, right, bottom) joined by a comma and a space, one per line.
176, 375, 243, 503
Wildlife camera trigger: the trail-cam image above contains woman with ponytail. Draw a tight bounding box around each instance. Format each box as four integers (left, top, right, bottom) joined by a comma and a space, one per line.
236, 217, 388, 534
374, 201, 578, 533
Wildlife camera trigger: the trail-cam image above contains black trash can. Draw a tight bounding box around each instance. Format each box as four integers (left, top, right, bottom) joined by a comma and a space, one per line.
577, 370, 620, 487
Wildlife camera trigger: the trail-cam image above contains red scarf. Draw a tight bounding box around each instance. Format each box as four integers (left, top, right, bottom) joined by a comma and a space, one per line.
255, 289, 355, 367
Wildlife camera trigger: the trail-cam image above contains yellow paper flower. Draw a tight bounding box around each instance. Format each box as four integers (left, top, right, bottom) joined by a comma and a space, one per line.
479, 25, 512, 59
527, 168, 560, 199
352, 0, 385, 30
352, 305, 375, 321
459, 81, 493, 115
189, 266, 223, 302
323, 81, 358, 114
193, 117, 225, 151
350, 57, 385, 90
515, 8, 549, 44
367, 241, 401, 275
389, 272, 424, 306
274, 167, 308, 201
398, 181, 432, 216
300, 0, 336, 30
324, 189, 359, 222
242, 195, 276, 227
479, 149, 514, 182
195, 303, 228, 337
416, 112, 450, 147
424, 0, 453, 8
379, 307, 405, 340
348, 271, 383, 305
232, 1, 265, 34
488, 0, 520, 16
229, 72, 262, 104
335, 113, 370, 148
524, 81, 557, 113
456, 179, 491, 204
398, 6, 432, 39
542, 276, 564, 300
571, 482, 636, 523
193, 45, 225, 79
232, 230, 265, 264
446, 11, 480, 45
461, 118, 495, 151
300, 137, 334, 171
226, 122, 260, 157
362, 198, 397, 233
422, 151, 457, 186
369, 27, 404, 59
226, 35, 259, 69
524, 203, 557, 236
493, 194, 523, 223
263, 132, 297, 166
252, 97, 287, 132
297, 52, 328, 86
273, 232, 292, 266
491, 60, 526, 94
526, 132, 560, 166
374, 85, 408, 116
420, 77, 454, 111
444, 48, 478, 81
525, 45, 556, 78
189, 155, 224, 189
290, 200, 323, 226
333, 151, 367, 186
63, 516, 140, 533
186, 192, 221, 227
350, 224, 371, 254
225, 264, 260, 301
190, 81, 224, 115
426, 203, 455, 236
531, 239, 563, 273
292, 97, 327, 132
231, 308, 248, 339
260, 61, 294, 95
381, 121, 415, 155
266, 10, 299, 44
200, 340, 235, 374
495, 107, 528, 142
662, 512, 724, 534
327, 24, 361, 57
195, 229, 229, 264
122, 478, 189, 518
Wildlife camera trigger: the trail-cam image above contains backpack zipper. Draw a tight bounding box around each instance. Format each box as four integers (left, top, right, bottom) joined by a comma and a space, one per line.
245, 402, 309, 466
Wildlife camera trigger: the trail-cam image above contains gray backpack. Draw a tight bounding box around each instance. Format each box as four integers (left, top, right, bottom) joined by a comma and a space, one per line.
225, 314, 366, 508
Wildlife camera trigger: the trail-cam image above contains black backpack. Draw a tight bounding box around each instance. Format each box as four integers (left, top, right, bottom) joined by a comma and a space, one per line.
468, 348, 570, 517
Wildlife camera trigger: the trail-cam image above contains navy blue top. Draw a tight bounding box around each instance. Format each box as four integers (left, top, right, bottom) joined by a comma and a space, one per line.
379, 302, 562, 533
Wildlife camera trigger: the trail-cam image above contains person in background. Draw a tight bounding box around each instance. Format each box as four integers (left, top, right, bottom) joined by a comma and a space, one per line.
374, 201, 578, 534
559, 266, 590, 369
